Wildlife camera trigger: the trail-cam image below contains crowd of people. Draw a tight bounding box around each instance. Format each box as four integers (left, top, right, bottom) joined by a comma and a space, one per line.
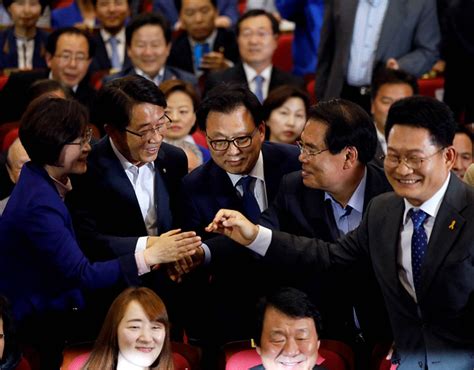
0, 0, 473, 369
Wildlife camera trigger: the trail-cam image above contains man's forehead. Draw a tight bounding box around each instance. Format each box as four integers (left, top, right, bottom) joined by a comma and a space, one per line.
182, 0, 214, 9
56, 33, 89, 52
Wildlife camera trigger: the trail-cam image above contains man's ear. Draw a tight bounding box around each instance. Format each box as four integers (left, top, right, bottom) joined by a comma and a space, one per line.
45, 52, 53, 68
343, 146, 358, 169
256, 346, 262, 356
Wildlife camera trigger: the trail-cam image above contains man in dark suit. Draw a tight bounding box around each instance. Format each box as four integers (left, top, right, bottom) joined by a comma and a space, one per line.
252, 287, 326, 370
166, 0, 240, 77
90, 0, 132, 72
208, 96, 474, 370
176, 85, 300, 367
259, 99, 393, 360
0, 27, 96, 123
370, 67, 418, 168
315, 0, 440, 111
105, 12, 197, 87
66, 75, 199, 336
205, 9, 304, 101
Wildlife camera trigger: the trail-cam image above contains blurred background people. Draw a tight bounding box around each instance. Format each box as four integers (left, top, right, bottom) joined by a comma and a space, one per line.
51, 0, 96, 29
452, 124, 473, 180
83, 287, 174, 370
0, 0, 48, 70
262, 85, 310, 144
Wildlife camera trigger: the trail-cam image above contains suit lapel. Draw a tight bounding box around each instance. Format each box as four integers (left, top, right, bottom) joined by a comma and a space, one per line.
420, 176, 467, 299
208, 161, 241, 210
97, 139, 146, 230
261, 144, 281, 202
376, 0, 408, 59
304, 187, 338, 240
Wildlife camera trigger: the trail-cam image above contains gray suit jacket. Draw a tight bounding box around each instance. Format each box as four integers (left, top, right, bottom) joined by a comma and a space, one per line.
266, 175, 474, 369
315, 0, 440, 100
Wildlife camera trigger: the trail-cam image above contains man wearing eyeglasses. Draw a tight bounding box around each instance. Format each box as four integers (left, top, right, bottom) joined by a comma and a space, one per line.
0, 27, 96, 124
206, 96, 474, 370
258, 99, 393, 367
176, 84, 300, 364
66, 75, 199, 339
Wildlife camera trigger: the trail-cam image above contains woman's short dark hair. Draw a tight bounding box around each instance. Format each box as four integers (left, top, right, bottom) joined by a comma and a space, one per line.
308, 99, 377, 164
262, 85, 310, 120
19, 97, 88, 166
385, 96, 456, 148
3, 0, 48, 14
160, 79, 200, 134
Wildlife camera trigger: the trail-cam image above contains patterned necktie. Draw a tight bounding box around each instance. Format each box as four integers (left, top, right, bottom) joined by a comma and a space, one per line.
409, 208, 429, 295
109, 36, 121, 70
194, 42, 210, 71
237, 176, 261, 222
254, 75, 264, 103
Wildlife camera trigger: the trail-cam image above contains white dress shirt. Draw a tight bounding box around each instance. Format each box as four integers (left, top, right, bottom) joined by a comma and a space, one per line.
347, 0, 389, 86
110, 138, 158, 257
134, 66, 165, 85
243, 63, 272, 101
16, 36, 35, 69
100, 27, 126, 69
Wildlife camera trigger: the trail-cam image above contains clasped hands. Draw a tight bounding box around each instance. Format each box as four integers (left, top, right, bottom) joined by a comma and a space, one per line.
165, 209, 259, 282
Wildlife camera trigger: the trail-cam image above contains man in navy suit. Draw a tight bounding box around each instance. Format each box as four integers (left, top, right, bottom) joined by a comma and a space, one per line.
67, 75, 195, 337
177, 84, 300, 365
205, 9, 304, 100
207, 96, 474, 369
90, 0, 132, 72
105, 12, 197, 87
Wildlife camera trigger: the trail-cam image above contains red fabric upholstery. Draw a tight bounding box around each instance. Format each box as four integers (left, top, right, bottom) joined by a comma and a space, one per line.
2, 128, 19, 152
272, 33, 294, 73
0, 122, 20, 152
16, 357, 32, 370
418, 77, 444, 98
0, 75, 9, 91
306, 78, 317, 104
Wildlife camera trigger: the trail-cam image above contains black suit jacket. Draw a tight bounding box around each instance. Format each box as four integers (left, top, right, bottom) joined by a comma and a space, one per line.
180, 142, 300, 343
205, 63, 305, 97
0, 69, 96, 123
167, 28, 240, 75
266, 175, 474, 369
259, 164, 393, 344
67, 137, 188, 260
0, 27, 49, 69
90, 31, 131, 72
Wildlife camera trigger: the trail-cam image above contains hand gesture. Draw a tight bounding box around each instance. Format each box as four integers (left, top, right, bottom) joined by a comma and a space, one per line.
144, 229, 201, 266
205, 209, 259, 246
166, 246, 205, 283
201, 50, 229, 71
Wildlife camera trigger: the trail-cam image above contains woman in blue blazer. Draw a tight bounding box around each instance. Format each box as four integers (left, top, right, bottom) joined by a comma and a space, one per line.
0, 97, 200, 369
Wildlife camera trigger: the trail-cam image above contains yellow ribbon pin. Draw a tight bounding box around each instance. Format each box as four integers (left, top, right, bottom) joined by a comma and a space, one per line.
448, 220, 456, 230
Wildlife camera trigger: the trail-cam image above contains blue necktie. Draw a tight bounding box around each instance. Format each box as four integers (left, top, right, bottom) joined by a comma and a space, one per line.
109, 36, 121, 70
409, 209, 429, 295
194, 42, 210, 71
237, 176, 261, 222
254, 75, 264, 103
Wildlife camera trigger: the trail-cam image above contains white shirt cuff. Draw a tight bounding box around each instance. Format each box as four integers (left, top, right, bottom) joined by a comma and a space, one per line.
248, 225, 272, 256
201, 243, 212, 265
135, 250, 151, 276
136, 236, 148, 253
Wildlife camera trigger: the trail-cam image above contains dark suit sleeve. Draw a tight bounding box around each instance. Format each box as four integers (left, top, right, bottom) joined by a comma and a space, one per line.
396, 0, 440, 76
265, 199, 372, 273
259, 175, 290, 230
314, 0, 335, 100
0, 72, 27, 123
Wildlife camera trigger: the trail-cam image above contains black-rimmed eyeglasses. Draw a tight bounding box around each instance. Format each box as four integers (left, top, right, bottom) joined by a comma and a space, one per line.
206, 127, 259, 151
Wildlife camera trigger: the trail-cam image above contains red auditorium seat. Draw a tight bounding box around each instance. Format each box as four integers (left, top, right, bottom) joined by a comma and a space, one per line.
272, 33, 293, 73
418, 76, 444, 99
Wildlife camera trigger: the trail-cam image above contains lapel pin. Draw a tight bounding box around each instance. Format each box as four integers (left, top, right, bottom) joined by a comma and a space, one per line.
448, 220, 456, 230
163, 168, 167, 173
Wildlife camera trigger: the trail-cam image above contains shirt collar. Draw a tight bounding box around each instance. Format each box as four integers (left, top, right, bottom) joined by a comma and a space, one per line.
242, 62, 272, 83
49, 175, 73, 200
403, 173, 451, 224
227, 150, 264, 187
134, 66, 165, 84
188, 29, 217, 49
324, 166, 367, 213
100, 27, 126, 45
48, 71, 78, 92
109, 136, 155, 171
